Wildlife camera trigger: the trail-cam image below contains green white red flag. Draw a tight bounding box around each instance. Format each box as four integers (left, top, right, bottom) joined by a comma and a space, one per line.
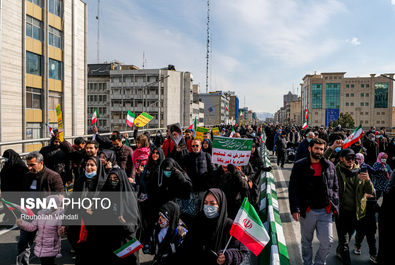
1, 198, 35, 217
230, 128, 235, 137
229, 197, 270, 256
90, 108, 99, 125
126, 111, 136, 128
259, 131, 266, 144
113, 238, 143, 258
342, 125, 363, 149
302, 109, 308, 129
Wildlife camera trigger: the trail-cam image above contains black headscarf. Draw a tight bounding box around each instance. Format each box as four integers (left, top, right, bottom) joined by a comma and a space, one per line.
158, 201, 180, 247
158, 158, 185, 187
194, 188, 230, 252
147, 147, 165, 170
98, 149, 117, 165
103, 167, 141, 234
1, 149, 28, 191
202, 139, 212, 154
154, 130, 164, 148
73, 156, 108, 192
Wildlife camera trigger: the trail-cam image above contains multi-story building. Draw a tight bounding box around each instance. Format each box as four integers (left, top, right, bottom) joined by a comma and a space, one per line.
0, 0, 87, 153
229, 94, 239, 125
199, 91, 230, 126
301, 72, 394, 128
289, 98, 302, 125
193, 84, 205, 127
87, 64, 197, 131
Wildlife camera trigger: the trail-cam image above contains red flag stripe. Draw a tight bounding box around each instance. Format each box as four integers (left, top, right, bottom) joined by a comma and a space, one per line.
119, 244, 143, 258
230, 223, 266, 256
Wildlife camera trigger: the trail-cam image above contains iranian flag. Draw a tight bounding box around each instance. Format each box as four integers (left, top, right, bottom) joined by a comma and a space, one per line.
90, 108, 99, 125
343, 125, 364, 149
230, 127, 235, 137
259, 131, 266, 144
1, 198, 34, 217
126, 111, 136, 128
226, 106, 229, 111
46, 124, 55, 136
230, 198, 270, 256
302, 109, 308, 130
113, 238, 143, 258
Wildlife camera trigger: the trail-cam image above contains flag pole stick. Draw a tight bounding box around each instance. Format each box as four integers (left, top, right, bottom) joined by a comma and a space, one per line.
10, 209, 18, 220
223, 236, 233, 253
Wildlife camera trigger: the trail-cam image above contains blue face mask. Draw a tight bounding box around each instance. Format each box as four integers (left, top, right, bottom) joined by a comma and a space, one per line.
307, 138, 312, 143
85, 171, 97, 179
251, 133, 256, 137
163, 170, 172, 178
335, 147, 342, 153
4, 158, 8, 162
203, 205, 219, 219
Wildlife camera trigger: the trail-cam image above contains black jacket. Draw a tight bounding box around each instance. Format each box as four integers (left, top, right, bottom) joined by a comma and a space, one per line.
295, 139, 310, 162
183, 151, 214, 192
289, 156, 339, 218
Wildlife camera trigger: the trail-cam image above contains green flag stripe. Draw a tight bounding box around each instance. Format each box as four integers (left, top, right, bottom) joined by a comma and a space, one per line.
114, 238, 138, 254
141, 112, 153, 120
240, 198, 264, 226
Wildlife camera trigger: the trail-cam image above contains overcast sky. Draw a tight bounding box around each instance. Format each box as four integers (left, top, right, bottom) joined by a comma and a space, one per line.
85, 0, 395, 113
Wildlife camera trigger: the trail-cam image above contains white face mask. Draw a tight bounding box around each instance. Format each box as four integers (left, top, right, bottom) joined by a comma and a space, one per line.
159, 219, 169, 228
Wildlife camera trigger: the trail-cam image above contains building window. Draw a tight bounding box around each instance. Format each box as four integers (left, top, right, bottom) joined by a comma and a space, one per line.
346, 84, 349, 88
361, 102, 364, 106
26, 16, 42, 41
351, 102, 354, 106
366, 93, 369, 97
49, 91, 62, 111
382, 112, 385, 115
346, 102, 349, 106
361, 93, 364, 97
26, 51, 42, 76
346, 93, 349, 97
312, 84, 322, 109
361, 84, 364, 88
28, 0, 41, 6
365, 102, 369, 106
351, 84, 354, 88
374, 83, 388, 108
377, 112, 380, 115
326, 83, 340, 109
366, 84, 369, 88
365, 120, 368, 124
365, 112, 368, 115
49, 59, 62, 80
26, 123, 42, 139
351, 93, 354, 97
49, 0, 63, 17
49, 26, 62, 49
26, 87, 42, 109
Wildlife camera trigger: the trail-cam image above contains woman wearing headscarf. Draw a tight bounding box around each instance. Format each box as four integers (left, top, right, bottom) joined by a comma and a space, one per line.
149, 201, 186, 265
154, 130, 164, 148
0, 149, 28, 224
97, 167, 141, 265
372, 152, 392, 200
387, 138, 395, 170
72, 156, 109, 265
202, 139, 212, 154
98, 149, 117, 173
179, 188, 248, 265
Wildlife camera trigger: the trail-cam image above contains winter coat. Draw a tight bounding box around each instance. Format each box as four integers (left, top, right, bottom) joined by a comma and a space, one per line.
372, 162, 392, 192
364, 140, 379, 166
295, 139, 310, 162
289, 156, 339, 218
22, 167, 64, 192
114, 145, 134, 178
182, 151, 214, 192
40, 139, 73, 183
18, 209, 63, 257
275, 137, 287, 153
0, 149, 28, 191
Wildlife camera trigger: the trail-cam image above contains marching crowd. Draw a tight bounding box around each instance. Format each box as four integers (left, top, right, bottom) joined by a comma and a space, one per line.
0, 124, 271, 265
265, 124, 394, 265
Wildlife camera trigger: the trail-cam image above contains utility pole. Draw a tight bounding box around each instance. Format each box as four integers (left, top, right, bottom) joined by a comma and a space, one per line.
205, 0, 210, 93
96, 0, 100, 63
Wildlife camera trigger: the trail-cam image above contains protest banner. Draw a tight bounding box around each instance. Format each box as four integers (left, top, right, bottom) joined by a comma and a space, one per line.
134, 112, 153, 127
195, 126, 209, 141
55, 104, 64, 142
212, 127, 220, 136
212, 136, 253, 166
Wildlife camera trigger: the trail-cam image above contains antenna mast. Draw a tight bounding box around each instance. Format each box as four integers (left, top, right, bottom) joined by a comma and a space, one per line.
96, 0, 100, 63
205, 0, 210, 93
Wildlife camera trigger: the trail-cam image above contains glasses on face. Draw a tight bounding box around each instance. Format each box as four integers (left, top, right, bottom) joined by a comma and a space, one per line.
152, 152, 159, 155
345, 156, 355, 162
191, 145, 200, 148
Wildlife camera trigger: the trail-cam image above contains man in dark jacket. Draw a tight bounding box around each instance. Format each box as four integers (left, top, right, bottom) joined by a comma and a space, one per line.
295, 131, 315, 162
183, 139, 214, 192
289, 138, 339, 265
39, 133, 73, 184
17, 151, 64, 265
275, 131, 288, 168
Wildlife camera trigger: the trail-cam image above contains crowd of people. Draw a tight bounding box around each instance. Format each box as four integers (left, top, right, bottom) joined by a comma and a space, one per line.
0, 124, 271, 265
264, 124, 394, 265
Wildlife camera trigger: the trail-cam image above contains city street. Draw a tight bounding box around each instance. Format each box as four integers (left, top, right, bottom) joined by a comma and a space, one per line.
272, 156, 377, 265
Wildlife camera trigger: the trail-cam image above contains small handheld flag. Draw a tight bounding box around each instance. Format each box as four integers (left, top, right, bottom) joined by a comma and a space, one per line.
229, 198, 270, 256
90, 108, 99, 125
1, 198, 35, 217
45, 124, 55, 136
126, 111, 136, 128
113, 238, 143, 258
342, 125, 363, 149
